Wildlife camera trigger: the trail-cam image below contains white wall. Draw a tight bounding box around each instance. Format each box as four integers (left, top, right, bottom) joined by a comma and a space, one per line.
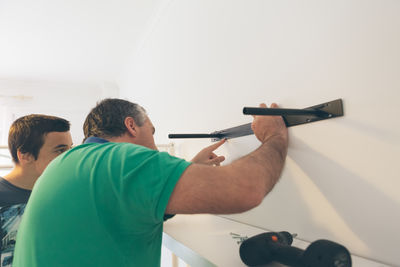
0, 79, 119, 145
118, 0, 400, 265
0, 0, 161, 82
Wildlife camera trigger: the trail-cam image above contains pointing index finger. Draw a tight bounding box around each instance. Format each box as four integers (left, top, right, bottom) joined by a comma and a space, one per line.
206, 138, 227, 152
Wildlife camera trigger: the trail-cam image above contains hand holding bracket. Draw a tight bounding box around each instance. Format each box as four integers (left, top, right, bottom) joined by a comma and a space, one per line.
243, 98, 343, 127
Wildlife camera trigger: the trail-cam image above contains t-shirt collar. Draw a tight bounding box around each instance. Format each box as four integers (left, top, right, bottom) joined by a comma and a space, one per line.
84, 136, 110, 144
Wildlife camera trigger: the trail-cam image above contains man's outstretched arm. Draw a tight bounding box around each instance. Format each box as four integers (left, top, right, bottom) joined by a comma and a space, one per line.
166, 103, 288, 215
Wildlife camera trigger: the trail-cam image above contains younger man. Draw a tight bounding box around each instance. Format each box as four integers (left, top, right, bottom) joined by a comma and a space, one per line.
0, 114, 72, 265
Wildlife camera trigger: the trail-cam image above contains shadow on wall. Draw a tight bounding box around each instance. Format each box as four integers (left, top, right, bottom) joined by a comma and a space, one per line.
290, 137, 400, 265
341, 118, 400, 146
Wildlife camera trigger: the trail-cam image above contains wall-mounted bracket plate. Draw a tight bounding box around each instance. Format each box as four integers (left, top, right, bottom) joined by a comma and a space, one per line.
281, 98, 343, 127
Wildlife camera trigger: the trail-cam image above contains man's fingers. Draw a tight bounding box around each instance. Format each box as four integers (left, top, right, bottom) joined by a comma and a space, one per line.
209, 153, 217, 159
205, 138, 226, 152
252, 103, 267, 119
270, 103, 278, 108
209, 156, 225, 165
259, 103, 267, 108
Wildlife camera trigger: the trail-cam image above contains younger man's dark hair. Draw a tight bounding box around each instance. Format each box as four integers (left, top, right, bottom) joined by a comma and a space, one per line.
8, 114, 70, 164
83, 98, 147, 142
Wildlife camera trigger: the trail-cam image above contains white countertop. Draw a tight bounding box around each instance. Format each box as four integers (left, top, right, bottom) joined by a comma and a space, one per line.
163, 214, 391, 267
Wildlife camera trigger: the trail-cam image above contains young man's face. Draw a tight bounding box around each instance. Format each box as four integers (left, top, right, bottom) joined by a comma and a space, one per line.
33, 131, 73, 175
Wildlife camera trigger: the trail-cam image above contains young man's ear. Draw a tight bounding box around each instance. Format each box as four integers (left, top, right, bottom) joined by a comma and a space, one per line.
124, 117, 138, 138
17, 150, 35, 165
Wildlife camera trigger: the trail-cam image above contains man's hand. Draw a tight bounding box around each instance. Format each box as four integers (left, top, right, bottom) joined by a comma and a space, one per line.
251, 103, 288, 145
191, 139, 226, 166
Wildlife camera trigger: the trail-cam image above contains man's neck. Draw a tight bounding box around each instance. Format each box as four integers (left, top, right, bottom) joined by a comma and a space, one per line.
106, 135, 134, 143
3, 166, 37, 190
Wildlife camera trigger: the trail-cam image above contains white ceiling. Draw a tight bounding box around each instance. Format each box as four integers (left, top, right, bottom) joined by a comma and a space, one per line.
0, 0, 162, 83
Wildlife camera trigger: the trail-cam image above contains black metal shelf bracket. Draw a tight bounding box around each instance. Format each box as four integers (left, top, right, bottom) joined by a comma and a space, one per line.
168, 99, 343, 141
243, 98, 343, 127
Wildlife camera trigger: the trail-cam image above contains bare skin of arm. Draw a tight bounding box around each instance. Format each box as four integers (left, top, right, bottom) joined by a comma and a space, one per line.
166, 103, 288, 215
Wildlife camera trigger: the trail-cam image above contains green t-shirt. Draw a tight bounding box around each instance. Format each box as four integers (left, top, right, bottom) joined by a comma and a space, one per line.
13, 142, 191, 267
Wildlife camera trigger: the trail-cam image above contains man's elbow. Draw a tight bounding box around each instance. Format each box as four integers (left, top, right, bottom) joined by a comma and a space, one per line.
234, 187, 266, 213
237, 176, 278, 212
250, 189, 266, 208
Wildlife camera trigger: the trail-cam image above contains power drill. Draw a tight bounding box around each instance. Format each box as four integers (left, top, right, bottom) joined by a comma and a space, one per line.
239, 231, 352, 267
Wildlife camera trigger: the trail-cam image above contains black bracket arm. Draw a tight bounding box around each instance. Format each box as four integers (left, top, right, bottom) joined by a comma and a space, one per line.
168, 124, 253, 141
168, 99, 343, 141
167, 133, 223, 139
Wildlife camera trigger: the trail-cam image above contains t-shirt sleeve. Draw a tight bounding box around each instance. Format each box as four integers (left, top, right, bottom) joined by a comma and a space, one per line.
107, 145, 191, 227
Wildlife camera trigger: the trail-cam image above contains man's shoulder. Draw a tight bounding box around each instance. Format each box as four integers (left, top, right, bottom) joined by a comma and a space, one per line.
62, 143, 184, 168
60, 143, 159, 165
71, 142, 153, 154
0, 178, 31, 206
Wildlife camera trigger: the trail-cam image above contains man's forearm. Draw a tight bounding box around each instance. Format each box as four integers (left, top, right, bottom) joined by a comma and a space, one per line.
231, 135, 288, 198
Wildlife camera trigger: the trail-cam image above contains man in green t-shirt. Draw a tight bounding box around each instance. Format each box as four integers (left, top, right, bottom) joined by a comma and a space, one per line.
13, 98, 288, 267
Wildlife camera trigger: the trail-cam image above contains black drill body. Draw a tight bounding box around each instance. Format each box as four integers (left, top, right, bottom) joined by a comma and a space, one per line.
239, 231, 352, 267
